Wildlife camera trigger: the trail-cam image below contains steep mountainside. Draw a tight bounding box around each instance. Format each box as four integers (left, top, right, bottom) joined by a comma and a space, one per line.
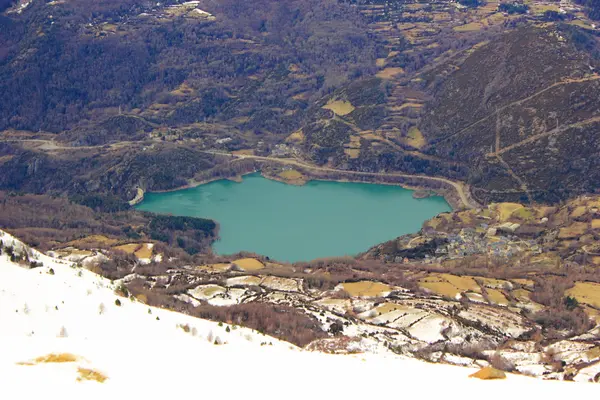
420, 25, 600, 204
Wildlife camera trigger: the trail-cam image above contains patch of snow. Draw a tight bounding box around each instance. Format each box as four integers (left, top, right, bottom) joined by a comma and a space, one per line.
1, 230, 599, 396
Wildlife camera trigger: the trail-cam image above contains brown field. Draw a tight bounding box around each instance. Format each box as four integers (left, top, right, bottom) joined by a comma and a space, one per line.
233, 149, 255, 156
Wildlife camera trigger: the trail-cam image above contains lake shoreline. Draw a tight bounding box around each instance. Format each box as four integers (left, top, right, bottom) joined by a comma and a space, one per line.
136, 167, 463, 211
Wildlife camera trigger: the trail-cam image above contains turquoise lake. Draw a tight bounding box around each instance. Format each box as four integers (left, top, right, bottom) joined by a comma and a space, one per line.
136, 174, 451, 262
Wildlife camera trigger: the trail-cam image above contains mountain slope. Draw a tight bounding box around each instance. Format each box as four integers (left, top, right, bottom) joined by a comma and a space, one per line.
419, 24, 600, 204
1, 230, 599, 396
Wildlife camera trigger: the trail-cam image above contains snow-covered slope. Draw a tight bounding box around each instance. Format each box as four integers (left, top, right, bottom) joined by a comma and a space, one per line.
0, 231, 597, 398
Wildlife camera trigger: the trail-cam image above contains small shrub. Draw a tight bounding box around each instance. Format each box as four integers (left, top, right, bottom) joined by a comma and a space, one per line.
47, 267, 54, 275
98, 303, 106, 315
226, 326, 231, 333
564, 296, 579, 311
114, 299, 122, 307
114, 283, 129, 298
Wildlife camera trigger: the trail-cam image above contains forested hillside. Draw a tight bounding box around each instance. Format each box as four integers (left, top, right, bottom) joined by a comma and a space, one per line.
0, 0, 376, 134
2, 0, 600, 211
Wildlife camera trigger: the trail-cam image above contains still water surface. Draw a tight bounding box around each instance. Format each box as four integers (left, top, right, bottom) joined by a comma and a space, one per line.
136, 174, 451, 262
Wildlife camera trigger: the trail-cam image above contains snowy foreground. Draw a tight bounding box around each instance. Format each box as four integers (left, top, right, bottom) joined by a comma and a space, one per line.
0, 231, 597, 399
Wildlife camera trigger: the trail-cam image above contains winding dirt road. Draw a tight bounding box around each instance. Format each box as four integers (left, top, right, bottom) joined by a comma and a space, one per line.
2, 137, 479, 209
206, 151, 479, 209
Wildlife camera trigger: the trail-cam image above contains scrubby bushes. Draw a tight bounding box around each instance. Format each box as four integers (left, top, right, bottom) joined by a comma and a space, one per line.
498, 3, 528, 14
194, 303, 327, 347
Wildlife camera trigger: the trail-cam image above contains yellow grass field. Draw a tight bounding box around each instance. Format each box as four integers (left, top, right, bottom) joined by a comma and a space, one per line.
512, 289, 532, 302
113, 243, 153, 259
591, 220, 600, 230
196, 285, 225, 297
571, 206, 587, 218
67, 235, 118, 247
566, 282, 600, 308
511, 207, 534, 221
285, 129, 305, 143
486, 289, 509, 306
196, 263, 232, 273
113, 243, 139, 254
419, 278, 461, 298
376, 67, 404, 79
477, 277, 509, 289
344, 148, 360, 158
441, 274, 480, 292
18, 353, 79, 366
454, 22, 483, 32
558, 222, 589, 239
77, 367, 108, 383
322, 99, 355, 116
404, 126, 426, 149
419, 274, 480, 298
495, 203, 524, 222
530, 4, 560, 14
279, 170, 304, 181
232, 258, 265, 271
374, 303, 408, 314
341, 281, 392, 297
134, 243, 153, 259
